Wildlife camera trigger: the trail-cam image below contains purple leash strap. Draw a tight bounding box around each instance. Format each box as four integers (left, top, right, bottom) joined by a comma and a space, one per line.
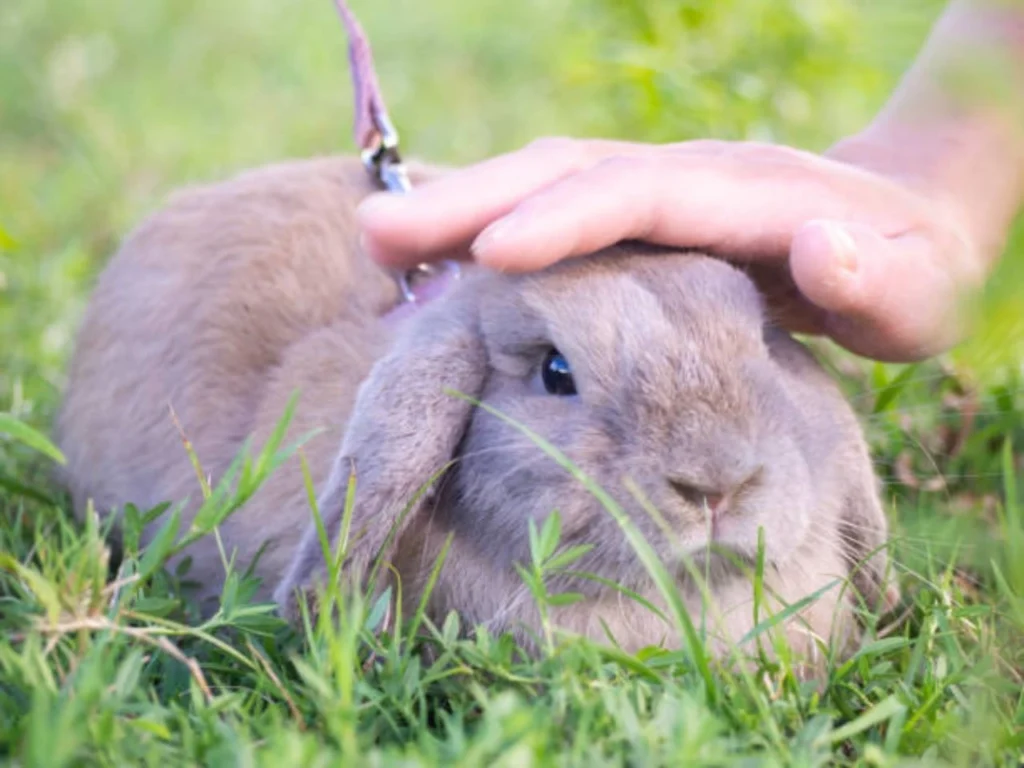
333, 0, 389, 155
333, 0, 460, 302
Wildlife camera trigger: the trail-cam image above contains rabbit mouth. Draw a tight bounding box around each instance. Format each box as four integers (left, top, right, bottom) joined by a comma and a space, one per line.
677, 545, 757, 585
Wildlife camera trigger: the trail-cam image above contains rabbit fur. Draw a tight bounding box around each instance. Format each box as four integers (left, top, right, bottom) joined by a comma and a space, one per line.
55, 155, 896, 663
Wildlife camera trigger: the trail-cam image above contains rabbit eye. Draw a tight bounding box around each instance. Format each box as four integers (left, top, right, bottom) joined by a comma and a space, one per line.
541, 348, 577, 396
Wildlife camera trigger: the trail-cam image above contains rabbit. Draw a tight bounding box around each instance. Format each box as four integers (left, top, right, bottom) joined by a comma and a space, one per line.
56, 154, 897, 665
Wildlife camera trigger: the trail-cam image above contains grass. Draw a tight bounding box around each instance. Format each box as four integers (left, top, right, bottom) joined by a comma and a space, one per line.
2, 0, 1024, 764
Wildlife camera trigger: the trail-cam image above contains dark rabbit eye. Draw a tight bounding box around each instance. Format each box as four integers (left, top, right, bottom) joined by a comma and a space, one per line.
541, 348, 577, 396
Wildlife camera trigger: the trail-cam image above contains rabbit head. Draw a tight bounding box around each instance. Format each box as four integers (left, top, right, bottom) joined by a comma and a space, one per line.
275, 244, 894, 658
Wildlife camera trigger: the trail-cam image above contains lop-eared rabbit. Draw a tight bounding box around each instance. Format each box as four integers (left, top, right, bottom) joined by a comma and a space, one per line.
56, 156, 896, 665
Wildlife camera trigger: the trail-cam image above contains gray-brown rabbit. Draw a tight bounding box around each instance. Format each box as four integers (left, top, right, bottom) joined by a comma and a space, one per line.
56, 155, 896, 666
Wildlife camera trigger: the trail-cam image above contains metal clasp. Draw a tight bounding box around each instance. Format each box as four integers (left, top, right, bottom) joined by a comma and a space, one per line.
362, 109, 461, 304
361, 108, 408, 192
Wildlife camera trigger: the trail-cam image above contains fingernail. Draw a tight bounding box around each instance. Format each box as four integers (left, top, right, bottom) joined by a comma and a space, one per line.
822, 222, 858, 274
472, 214, 518, 262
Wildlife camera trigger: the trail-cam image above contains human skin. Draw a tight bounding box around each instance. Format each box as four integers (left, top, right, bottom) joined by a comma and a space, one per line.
355, 0, 1024, 362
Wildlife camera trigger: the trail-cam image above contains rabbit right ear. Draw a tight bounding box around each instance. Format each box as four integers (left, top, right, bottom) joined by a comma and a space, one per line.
273, 292, 486, 615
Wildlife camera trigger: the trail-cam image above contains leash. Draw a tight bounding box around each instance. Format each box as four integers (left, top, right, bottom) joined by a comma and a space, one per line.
332, 0, 460, 305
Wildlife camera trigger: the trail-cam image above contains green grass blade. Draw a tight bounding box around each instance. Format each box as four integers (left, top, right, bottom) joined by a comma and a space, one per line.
0, 414, 66, 465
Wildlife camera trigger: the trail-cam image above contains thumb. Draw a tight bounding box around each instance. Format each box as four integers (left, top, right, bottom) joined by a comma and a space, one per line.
789, 219, 972, 362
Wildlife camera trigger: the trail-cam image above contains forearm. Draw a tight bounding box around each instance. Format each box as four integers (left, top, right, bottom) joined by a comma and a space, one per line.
828, 0, 1024, 264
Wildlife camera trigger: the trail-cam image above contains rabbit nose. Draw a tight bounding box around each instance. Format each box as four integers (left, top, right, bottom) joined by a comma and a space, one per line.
667, 479, 730, 515
704, 492, 727, 514
667, 466, 763, 515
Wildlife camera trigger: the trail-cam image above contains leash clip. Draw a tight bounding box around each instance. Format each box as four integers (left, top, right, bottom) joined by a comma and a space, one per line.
361, 107, 408, 193
361, 114, 461, 303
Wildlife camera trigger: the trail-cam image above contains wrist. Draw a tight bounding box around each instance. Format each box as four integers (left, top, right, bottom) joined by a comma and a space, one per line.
827, 0, 1024, 268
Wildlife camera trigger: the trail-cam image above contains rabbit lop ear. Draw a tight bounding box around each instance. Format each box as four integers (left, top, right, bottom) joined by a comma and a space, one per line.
273, 292, 486, 617
839, 474, 901, 616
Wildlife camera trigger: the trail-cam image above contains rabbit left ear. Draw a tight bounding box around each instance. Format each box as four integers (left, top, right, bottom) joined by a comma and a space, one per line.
274, 292, 487, 613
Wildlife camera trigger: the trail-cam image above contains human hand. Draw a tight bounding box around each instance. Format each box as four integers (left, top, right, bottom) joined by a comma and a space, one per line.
357, 136, 993, 362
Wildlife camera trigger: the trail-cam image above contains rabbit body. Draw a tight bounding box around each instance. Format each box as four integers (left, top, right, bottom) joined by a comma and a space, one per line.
57, 155, 893, 661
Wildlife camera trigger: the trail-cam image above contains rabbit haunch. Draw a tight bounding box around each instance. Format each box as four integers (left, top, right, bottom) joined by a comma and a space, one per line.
55, 155, 894, 662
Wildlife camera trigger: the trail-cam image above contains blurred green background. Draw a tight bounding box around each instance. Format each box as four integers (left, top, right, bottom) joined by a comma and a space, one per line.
0, 0, 949, 423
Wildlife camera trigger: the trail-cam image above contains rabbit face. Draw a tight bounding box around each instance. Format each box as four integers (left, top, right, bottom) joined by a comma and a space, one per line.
278, 243, 890, 650
447, 251, 833, 591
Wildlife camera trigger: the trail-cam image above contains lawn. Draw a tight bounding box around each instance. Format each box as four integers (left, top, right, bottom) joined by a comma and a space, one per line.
2, 0, 1023, 764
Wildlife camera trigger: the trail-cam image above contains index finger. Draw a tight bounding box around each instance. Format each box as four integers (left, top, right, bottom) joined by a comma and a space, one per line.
357, 138, 674, 268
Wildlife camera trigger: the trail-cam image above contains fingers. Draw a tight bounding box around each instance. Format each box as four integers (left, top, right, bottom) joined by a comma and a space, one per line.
365, 143, 925, 274
357, 137, 660, 268
469, 148, 928, 273
468, 155, 669, 272
789, 219, 976, 361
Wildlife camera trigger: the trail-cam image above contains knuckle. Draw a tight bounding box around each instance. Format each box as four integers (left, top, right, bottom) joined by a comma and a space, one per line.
668, 138, 731, 155
525, 135, 582, 159
593, 153, 658, 176
730, 140, 808, 166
